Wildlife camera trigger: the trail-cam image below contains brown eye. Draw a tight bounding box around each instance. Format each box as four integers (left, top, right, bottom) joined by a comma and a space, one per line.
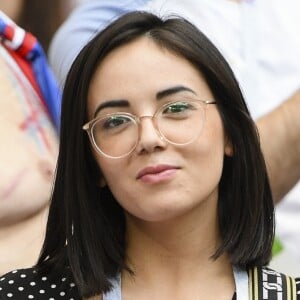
102, 115, 132, 130
162, 102, 196, 118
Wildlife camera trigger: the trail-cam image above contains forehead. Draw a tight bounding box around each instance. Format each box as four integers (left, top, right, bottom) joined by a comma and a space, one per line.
92, 36, 200, 81
88, 37, 212, 112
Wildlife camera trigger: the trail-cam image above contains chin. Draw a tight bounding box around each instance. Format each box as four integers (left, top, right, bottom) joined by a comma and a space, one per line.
129, 204, 193, 223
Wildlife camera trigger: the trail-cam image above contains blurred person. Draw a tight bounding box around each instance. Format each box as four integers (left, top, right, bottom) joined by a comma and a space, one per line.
0, 0, 76, 52
0, 11, 60, 275
48, 0, 300, 275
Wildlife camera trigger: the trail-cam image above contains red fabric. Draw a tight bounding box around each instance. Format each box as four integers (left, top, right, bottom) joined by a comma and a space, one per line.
17, 32, 37, 57
6, 47, 43, 100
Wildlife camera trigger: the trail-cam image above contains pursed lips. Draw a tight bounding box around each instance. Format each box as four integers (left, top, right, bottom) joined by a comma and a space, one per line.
136, 164, 180, 182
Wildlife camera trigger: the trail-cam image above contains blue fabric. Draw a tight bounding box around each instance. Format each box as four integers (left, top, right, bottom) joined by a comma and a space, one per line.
0, 11, 61, 133
28, 42, 61, 133
49, 0, 151, 85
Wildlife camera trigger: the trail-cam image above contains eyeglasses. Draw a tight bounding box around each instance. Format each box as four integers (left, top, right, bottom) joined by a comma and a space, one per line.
83, 99, 216, 159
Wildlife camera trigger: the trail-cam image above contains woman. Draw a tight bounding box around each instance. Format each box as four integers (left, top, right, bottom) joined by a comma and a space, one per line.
0, 11, 299, 300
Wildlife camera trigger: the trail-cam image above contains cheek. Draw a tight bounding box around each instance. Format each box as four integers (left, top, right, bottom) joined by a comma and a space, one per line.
95, 156, 123, 188
187, 122, 226, 184
190, 144, 224, 181
96, 157, 135, 210
97, 161, 135, 211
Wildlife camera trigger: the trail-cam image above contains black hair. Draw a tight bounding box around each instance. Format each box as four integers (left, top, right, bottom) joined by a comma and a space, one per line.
38, 11, 274, 297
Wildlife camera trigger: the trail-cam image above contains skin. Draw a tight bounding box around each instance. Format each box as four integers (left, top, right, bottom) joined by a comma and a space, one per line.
257, 90, 300, 203
87, 37, 234, 299
0, 46, 58, 274
0, 0, 24, 21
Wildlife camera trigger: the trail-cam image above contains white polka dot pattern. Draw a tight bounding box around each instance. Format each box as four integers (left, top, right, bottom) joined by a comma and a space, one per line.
0, 267, 79, 299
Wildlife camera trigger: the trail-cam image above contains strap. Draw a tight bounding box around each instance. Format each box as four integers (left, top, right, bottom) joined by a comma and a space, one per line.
103, 274, 121, 300
233, 267, 248, 300
248, 266, 297, 300
101, 266, 297, 300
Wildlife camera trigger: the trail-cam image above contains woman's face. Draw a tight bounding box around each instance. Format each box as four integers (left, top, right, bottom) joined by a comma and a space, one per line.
0, 47, 58, 225
87, 37, 231, 223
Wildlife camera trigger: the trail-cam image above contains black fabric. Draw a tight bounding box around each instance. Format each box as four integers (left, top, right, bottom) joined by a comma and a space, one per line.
0, 267, 80, 299
249, 266, 300, 300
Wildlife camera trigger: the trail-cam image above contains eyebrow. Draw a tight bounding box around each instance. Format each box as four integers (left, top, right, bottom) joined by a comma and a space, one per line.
156, 85, 196, 100
93, 85, 196, 117
93, 100, 128, 118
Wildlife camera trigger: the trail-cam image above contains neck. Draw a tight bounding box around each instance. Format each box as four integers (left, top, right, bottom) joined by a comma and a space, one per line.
0, 206, 48, 275
123, 206, 235, 299
126, 212, 220, 262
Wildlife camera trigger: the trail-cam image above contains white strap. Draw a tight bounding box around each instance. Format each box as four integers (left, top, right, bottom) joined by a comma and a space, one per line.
103, 268, 249, 300
233, 267, 249, 300
103, 274, 121, 300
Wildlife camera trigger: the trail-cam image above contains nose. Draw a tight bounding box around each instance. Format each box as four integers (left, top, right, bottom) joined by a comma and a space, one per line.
135, 116, 167, 155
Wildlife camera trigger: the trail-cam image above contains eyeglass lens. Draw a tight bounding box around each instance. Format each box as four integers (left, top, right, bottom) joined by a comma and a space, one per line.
91, 101, 205, 158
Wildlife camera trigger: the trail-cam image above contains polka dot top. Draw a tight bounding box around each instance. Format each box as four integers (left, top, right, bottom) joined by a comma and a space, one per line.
0, 268, 79, 299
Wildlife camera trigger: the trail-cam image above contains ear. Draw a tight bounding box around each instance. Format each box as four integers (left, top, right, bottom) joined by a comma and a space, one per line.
224, 136, 233, 157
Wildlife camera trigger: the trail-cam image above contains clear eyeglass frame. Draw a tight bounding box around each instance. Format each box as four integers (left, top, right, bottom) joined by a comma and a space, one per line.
83, 99, 216, 159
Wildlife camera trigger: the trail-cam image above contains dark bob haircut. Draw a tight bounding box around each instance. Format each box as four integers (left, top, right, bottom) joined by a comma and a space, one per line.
38, 11, 274, 297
